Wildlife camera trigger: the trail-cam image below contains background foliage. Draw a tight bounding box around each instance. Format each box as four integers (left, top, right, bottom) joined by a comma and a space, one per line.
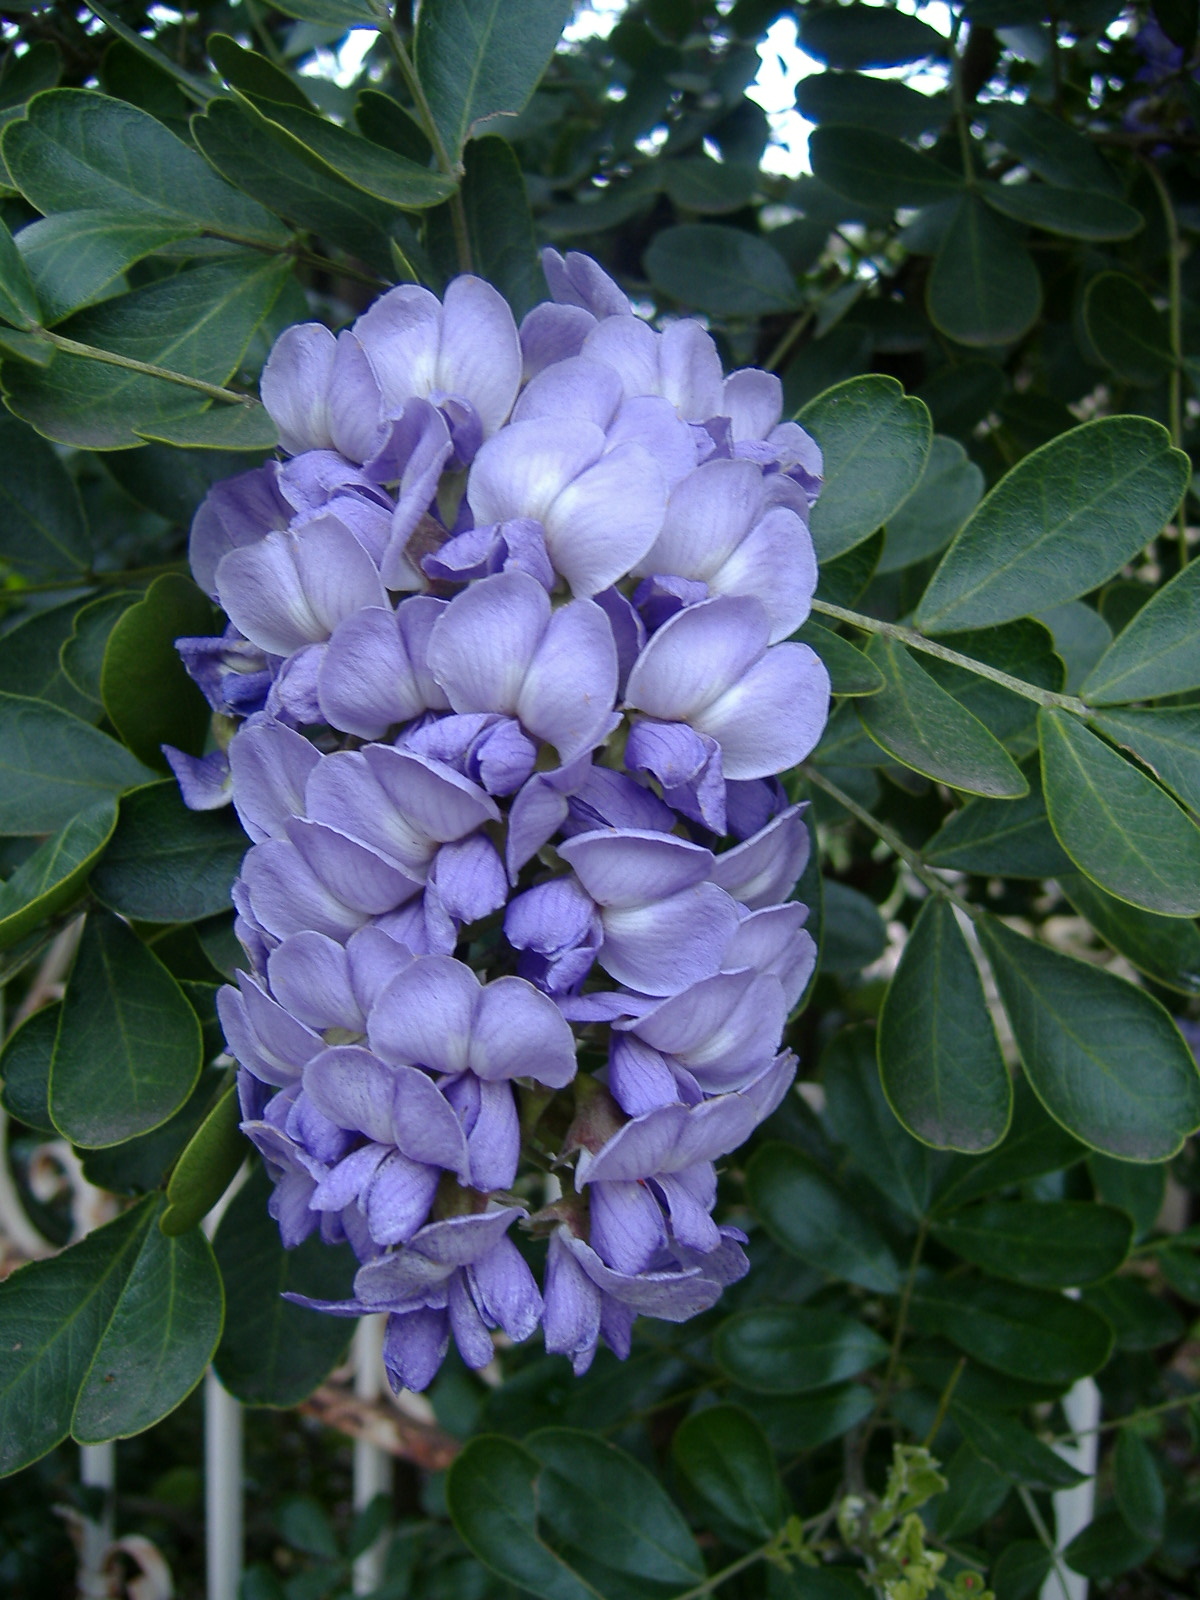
0, 0, 1198, 1595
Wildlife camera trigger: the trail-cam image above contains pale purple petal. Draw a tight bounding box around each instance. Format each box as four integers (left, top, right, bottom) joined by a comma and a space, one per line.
463, 1076, 520, 1190
410, 1205, 526, 1268
286, 818, 420, 915
473, 1235, 544, 1342
438, 275, 522, 437
625, 720, 725, 834
653, 1167, 721, 1253
558, 829, 714, 908
542, 441, 667, 597
470, 975, 578, 1087
708, 505, 817, 642
319, 597, 449, 740
659, 320, 726, 420
312, 1143, 385, 1213
582, 316, 660, 398
353, 284, 441, 415
711, 804, 810, 909
427, 568, 548, 715
361, 746, 499, 843
561, 1231, 725, 1320
427, 834, 507, 925
599, 883, 741, 995
638, 458, 762, 580
189, 466, 289, 599
631, 970, 785, 1093
241, 839, 370, 942
261, 323, 336, 455
592, 586, 645, 695
164, 747, 231, 811
722, 368, 783, 440
590, 1179, 667, 1274
326, 329, 387, 463
267, 932, 359, 1032
512, 354, 623, 430
543, 1228, 602, 1373
468, 417, 603, 529
608, 1033, 681, 1116
625, 595, 770, 723
369, 954, 478, 1074
449, 1270, 495, 1368
302, 1045, 399, 1143
542, 249, 632, 317
563, 766, 675, 837
383, 1306, 450, 1391
219, 981, 319, 1088
692, 642, 830, 778
364, 1150, 440, 1245
519, 301, 594, 378
724, 904, 816, 1009
516, 598, 619, 761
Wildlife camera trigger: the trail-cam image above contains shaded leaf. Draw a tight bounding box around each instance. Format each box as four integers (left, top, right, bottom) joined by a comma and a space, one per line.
747, 1142, 903, 1291
922, 766, 1073, 879
0, 215, 40, 329
795, 621, 884, 696
819, 878, 886, 972
951, 1404, 1089, 1489
1090, 707, 1200, 815
1114, 1428, 1165, 1544
796, 73, 947, 140
810, 125, 963, 210
15, 209, 198, 325
672, 1406, 785, 1543
932, 1080, 1087, 1212
986, 101, 1121, 193
981, 182, 1143, 241
714, 1306, 889, 1394
927, 194, 1042, 348
0, 693, 151, 835
932, 1200, 1132, 1287
1064, 1511, 1156, 1579
1084, 553, 1200, 704
91, 780, 245, 924
878, 435, 984, 574
731, 1382, 875, 1453
160, 1085, 246, 1236
100, 574, 213, 772
0, 412, 91, 580
800, 5, 947, 66
1061, 871, 1200, 997
1083, 272, 1172, 385
461, 136, 542, 318
645, 223, 800, 315
822, 1024, 933, 1220
0, 1002, 57, 1133
0, 799, 117, 950
910, 1274, 1113, 1385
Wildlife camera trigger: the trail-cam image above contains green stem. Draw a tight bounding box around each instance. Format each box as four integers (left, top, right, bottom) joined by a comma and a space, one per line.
379, 7, 474, 275
40, 331, 258, 407
1050, 1391, 1198, 1442
861, 1218, 929, 1455
8, 561, 188, 596
923, 1355, 967, 1449
668, 1540, 776, 1600
1016, 1486, 1073, 1600
766, 307, 814, 373
1141, 156, 1188, 567
802, 765, 980, 919
950, 11, 975, 184
810, 598, 1092, 715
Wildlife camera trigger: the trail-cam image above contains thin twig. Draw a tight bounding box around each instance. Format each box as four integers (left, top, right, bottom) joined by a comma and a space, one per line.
41, 331, 259, 406
1140, 156, 1189, 568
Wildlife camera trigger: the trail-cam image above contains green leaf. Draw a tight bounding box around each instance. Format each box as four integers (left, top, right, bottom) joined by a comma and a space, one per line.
1083, 554, 1200, 704
910, 1274, 1113, 1385
100, 574, 214, 772
523, 1428, 704, 1590
714, 1306, 890, 1394
879, 897, 1012, 1153
0, 798, 117, 950
661, 158, 763, 213
920, 621, 1063, 757
644, 223, 800, 315
747, 1141, 903, 1291
14, 210, 198, 325
446, 1435, 605, 1600
0, 216, 40, 329
207, 34, 315, 111
927, 194, 1042, 348
671, 1406, 785, 1544
0, 412, 91, 580
212, 1166, 356, 1406
1060, 871, 1200, 997
878, 435, 984, 574
922, 767, 1073, 878
1089, 1152, 1166, 1240
0, 693, 151, 835
932, 1079, 1087, 1212
815, 526, 883, 606
1083, 1274, 1184, 1350
933, 1443, 1011, 1538
1038, 600, 1113, 690
917, 417, 1189, 634
990, 1542, 1053, 1599
857, 637, 1028, 796
796, 73, 948, 140
0, 1196, 220, 1475
1083, 271, 1173, 385
985, 101, 1121, 194
810, 125, 963, 210
980, 182, 1143, 241
794, 621, 884, 696
1114, 1428, 1165, 1544
822, 1024, 933, 1220
4, 254, 292, 450
60, 593, 139, 706
976, 913, 1200, 1161
1064, 1511, 1156, 1580
415, 0, 573, 163
235, 93, 457, 209
950, 1404, 1089, 1489
1090, 707, 1200, 816
730, 1382, 875, 1453
49, 911, 203, 1148
269, 0, 381, 20
1039, 707, 1200, 916
90, 781, 244, 924
932, 1200, 1132, 1288
80, 1066, 225, 1198
191, 99, 398, 276
820, 878, 887, 972
461, 136, 541, 318
799, 375, 932, 561
800, 5, 947, 67
134, 403, 279, 451
0, 1002, 57, 1133
3, 88, 288, 245
160, 1086, 246, 1236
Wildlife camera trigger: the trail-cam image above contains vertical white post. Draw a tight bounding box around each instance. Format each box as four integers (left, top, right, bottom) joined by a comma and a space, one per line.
1040, 1375, 1100, 1600
203, 1182, 245, 1600
78, 1441, 115, 1600
352, 1315, 392, 1595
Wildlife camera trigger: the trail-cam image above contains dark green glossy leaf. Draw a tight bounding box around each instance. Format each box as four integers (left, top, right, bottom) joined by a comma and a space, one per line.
1083, 1274, 1184, 1350
1091, 707, 1200, 815
981, 182, 1143, 241
795, 621, 884, 696
0, 216, 40, 329
0, 1002, 57, 1133
1039, 707, 1200, 916
921, 620, 1063, 757
747, 1141, 903, 1291
0, 600, 96, 719
810, 125, 963, 210
671, 1406, 785, 1543
917, 417, 1189, 634
91, 781, 245, 924
927, 194, 1041, 348
933, 1200, 1132, 1287
1038, 600, 1113, 691
800, 5, 947, 66
1061, 871, 1200, 997
60, 592, 139, 706
135, 404, 279, 451
461, 136, 541, 318
415, 0, 573, 163
1114, 1428, 1165, 1544
911, 1275, 1113, 1384
933, 1443, 1011, 1538
878, 436, 983, 574
799, 376, 931, 561
3, 88, 288, 245
101, 574, 213, 772
990, 1541, 1053, 1600
160, 1085, 246, 1236
0, 1196, 220, 1475
15, 210, 197, 325
932, 1080, 1087, 1212
0, 412, 91, 580
857, 637, 1028, 796
879, 897, 1012, 1152
269, 0, 380, 20
822, 1024, 933, 1220
0, 693, 151, 835
4, 254, 292, 450
80, 1066, 225, 1197
207, 35, 315, 110
1089, 1151, 1166, 1240
731, 1382, 875, 1453
1084, 555, 1200, 704
977, 913, 1200, 1160
662, 158, 761, 213
645, 223, 799, 315
1064, 1510, 1156, 1579
714, 1306, 889, 1394
796, 73, 947, 139
0, 798, 117, 950
815, 527, 883, 606
950, 1404, 1089, 1489
1083, 272, 1172, 385
819, 878, 886, 972
922, 768, 1073, 878
49, 912, 202, 1148
986, 101, 1121, 193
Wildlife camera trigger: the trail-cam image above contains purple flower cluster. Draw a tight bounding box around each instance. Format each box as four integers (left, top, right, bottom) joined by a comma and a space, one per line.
173, 250, 830, 1392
